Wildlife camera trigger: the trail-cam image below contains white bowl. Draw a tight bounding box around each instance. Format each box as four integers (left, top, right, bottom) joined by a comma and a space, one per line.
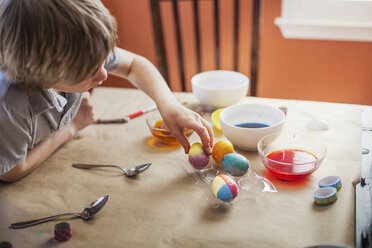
191, 70, 249, 108
220, 104, 286, 151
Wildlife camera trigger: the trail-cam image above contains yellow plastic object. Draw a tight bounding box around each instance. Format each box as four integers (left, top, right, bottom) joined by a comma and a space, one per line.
211, 108, 224, 131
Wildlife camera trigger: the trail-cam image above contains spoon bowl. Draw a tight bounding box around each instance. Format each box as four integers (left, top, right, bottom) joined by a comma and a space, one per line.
80, 195, 110, 220
9, 195, 109, 229
72, 163, 152, 177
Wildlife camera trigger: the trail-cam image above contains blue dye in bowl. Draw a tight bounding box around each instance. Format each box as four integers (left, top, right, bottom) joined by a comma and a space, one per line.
235, 122, 270, 128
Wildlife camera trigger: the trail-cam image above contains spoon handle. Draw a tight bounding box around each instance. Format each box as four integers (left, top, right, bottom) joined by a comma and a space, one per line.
9, 213, 79, 229
72, 164, 118, 169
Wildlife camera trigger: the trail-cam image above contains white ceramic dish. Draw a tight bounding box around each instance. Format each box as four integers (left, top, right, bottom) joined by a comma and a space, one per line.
191, 70, 249, 108
220, 104, 285, 151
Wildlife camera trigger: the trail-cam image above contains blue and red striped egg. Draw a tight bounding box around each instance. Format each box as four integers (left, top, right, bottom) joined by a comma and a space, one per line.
212, 174, 239, 202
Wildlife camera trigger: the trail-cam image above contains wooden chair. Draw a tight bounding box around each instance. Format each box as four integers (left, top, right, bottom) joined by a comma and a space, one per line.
150, 0, 261, 95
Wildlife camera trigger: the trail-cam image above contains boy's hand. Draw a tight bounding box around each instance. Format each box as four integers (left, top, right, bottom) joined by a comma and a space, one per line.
158, 103, 213, 154
70, 92, 95, 135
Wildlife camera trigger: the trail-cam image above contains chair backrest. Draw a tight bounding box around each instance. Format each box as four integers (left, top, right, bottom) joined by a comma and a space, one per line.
150, 0, 261, 95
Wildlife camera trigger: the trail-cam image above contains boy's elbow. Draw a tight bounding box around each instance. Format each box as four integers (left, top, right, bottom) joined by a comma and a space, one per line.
0, 177, 16, 183
0, 162, 28, 183
0, 173, 23, 183
0, 174, 18, 183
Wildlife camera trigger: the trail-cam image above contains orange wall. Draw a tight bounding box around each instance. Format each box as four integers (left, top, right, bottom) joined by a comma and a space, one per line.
101, 0, 156, 89
102, 0, 372, 105
258, 0, 372, 105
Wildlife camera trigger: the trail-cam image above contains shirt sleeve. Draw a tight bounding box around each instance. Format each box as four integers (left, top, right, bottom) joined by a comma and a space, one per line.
104, 47, 121, 72
0, 103, 32, 175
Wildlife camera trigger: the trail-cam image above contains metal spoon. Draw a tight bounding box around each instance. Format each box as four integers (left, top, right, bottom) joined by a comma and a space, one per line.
9, 195, 109, 229
72, 163, 152, 177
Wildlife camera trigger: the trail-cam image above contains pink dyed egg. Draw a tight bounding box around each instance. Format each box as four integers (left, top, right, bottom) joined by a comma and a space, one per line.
188, 142, 210, 170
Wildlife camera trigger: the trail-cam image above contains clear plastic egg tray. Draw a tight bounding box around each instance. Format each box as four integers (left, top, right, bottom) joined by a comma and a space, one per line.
179, 156, 277, 208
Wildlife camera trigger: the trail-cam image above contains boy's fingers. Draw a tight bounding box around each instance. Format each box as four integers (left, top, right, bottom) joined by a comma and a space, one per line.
172, 128, 190, 154
201, 118, 214, 149
188, 120, 212, 155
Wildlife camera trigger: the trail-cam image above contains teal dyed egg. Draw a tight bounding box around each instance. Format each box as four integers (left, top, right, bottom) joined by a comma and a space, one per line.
222, 153, 249, 176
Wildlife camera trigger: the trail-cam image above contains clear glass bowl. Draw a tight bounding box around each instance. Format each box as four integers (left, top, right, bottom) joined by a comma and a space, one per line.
257, 130, 327, 180
146, 113, 193, 145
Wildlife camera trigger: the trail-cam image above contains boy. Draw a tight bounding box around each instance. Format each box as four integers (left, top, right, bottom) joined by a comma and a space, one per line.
0, 0, 213, 182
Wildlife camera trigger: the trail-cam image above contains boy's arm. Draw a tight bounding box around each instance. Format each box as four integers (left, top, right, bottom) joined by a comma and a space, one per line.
108, 48, 213, 154
0, 125, 76, 182
0, 93, 94, 182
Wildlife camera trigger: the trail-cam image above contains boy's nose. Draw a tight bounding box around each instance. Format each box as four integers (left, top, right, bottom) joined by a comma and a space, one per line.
92, 65, 108, 83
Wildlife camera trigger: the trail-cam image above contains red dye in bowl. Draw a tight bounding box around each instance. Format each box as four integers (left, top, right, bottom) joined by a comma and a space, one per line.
265, 149, 318, 180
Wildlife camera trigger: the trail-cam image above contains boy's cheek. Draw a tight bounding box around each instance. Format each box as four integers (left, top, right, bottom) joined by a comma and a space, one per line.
92, 67, 107, 83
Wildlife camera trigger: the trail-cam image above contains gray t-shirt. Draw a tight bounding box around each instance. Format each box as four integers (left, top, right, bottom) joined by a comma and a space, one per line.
0, 47, 121, 175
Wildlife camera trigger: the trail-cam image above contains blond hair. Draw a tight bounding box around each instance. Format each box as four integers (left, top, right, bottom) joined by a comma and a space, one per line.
0, 0, 117, 91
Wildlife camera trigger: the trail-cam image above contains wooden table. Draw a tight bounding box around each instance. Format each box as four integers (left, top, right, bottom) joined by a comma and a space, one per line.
0, 88, 366, 248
